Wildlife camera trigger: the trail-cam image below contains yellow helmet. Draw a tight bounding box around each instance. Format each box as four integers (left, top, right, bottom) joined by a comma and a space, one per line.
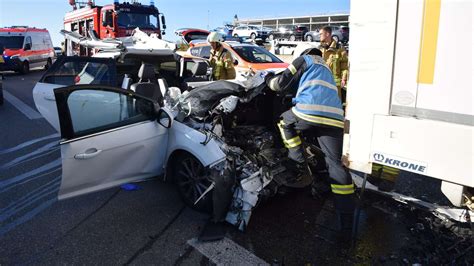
207, 32, 223, 43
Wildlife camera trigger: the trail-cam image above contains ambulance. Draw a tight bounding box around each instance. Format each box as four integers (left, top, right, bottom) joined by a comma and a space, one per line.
344, 0, 473, 211
0, 26, 55, 74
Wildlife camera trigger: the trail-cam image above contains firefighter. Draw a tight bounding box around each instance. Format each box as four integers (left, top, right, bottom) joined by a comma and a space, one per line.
265, 48, 355, 234
207, 32, 236, 80
318, 26, 349, 103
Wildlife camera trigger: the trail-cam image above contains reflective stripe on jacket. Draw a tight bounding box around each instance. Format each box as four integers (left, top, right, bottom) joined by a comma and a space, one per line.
292, 55, 344, 128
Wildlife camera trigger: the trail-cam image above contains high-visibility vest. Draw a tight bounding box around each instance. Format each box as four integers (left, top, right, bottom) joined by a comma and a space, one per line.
292, 55, 344, 128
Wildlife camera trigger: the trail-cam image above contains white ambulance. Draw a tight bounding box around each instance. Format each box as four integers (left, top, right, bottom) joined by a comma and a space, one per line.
0, 26, 55, 74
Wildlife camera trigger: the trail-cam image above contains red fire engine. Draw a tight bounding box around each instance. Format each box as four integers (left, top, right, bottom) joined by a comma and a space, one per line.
64, 0, 166, 55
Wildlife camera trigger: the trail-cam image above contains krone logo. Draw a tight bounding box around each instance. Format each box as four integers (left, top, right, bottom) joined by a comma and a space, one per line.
373, 153, 384, 162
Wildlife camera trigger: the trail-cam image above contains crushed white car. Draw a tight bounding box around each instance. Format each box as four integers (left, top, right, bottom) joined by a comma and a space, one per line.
34, 29, 322, 230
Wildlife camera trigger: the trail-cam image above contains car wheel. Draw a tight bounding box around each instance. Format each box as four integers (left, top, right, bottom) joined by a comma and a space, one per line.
306, 35, 313, 42
173, 153, 213, 212
233, 34, 238, 37
250, 33, 256, 39
19, 61, 29, 74
332, 35, 340, 43
268, 34, 274, 41
44, 58, 52, 70
289, 35, 296, 41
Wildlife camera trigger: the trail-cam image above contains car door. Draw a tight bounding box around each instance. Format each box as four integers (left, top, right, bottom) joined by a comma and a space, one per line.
33, 56, 117, 132
53, 85, 169, 200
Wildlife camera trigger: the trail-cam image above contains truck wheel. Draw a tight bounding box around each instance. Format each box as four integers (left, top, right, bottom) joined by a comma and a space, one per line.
250, 33, 256, 39
44, 58, 52, 70
289, 35, 296, 41
173, 153, 213, 212
19, 61, 29, 74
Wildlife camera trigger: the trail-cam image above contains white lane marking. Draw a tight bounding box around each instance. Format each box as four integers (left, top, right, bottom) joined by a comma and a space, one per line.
188, 237, 268, 265
3, 90, 42, 120
0, 133, 59, 155
0, 141, 59, 170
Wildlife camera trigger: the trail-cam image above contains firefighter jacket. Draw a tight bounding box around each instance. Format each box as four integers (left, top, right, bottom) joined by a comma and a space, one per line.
209, 45, 236, 80
319, 40, 349, 90
267, 55, 344, 129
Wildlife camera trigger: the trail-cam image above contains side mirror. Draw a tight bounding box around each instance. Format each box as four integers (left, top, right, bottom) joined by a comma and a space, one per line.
24, 43, 32, 51
161, 15, 166, 29
157, 108, 173, 128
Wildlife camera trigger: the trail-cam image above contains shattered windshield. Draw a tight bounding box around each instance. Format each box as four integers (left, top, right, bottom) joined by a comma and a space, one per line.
0, 36, 25, 49
117, 12, 158, 29
232, 46, 283, 64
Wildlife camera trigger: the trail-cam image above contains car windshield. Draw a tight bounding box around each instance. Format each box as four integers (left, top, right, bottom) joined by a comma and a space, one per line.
232, 46, 283, 63
117, 12, 158, 29
0, 36, 25, 49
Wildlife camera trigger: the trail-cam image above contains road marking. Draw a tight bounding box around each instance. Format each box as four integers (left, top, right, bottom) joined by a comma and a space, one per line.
0, 198, 57, 237
188, 237, 268, 265
3, 90, 43, 119
0, 133, 59, 155
0, 179, 60, 222
0, 141, 59, 170
0, 158, 61, 193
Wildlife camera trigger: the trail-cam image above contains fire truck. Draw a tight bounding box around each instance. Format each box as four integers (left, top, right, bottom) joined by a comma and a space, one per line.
64, 0, 166, 55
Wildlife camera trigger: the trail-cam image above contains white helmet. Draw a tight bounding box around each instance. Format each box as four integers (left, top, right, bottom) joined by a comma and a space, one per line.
207, 32, 223, 43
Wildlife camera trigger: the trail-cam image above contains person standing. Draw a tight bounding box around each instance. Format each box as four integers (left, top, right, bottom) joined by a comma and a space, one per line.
207, 32, 236, 80
318, 26, 349, 102
265, 48, 355, 234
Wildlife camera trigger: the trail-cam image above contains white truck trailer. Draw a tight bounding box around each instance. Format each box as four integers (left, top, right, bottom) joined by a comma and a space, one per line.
344, 0, 473, 211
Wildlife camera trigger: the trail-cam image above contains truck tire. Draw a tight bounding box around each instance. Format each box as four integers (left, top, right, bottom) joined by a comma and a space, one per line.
44, 58, 52, 70
19, 61, 29, 74
172, 153, 213, 212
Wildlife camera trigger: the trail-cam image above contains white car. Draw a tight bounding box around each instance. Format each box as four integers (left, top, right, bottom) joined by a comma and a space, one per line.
232, 25, 270, 40
33, 29, 320, 230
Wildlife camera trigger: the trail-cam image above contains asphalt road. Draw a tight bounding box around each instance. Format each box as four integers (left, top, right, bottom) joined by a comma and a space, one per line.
0, 69, 472, 265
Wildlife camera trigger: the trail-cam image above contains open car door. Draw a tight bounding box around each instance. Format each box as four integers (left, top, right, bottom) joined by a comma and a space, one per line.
53, 85, 171, 200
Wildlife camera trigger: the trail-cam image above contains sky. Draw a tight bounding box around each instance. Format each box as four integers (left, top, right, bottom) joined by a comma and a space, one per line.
0, 0, 349, 46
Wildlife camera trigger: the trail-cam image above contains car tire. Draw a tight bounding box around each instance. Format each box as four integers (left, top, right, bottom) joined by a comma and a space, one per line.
306, 35, 313, 42
250, 33, 256, 39
268, 34, 274, 41
173, 153, 213, 212
289, 35, 296, 41
332, 35, 340, 43
19, 61, 29, 74
44, 58, 52, 70
233, 34, 238, 37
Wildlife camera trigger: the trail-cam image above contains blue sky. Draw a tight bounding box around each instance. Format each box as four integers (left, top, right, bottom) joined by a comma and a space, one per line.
0, 0, 349, 46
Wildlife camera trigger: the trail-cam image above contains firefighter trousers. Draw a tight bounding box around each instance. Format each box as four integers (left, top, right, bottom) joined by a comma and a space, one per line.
278, 109, 355, 219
